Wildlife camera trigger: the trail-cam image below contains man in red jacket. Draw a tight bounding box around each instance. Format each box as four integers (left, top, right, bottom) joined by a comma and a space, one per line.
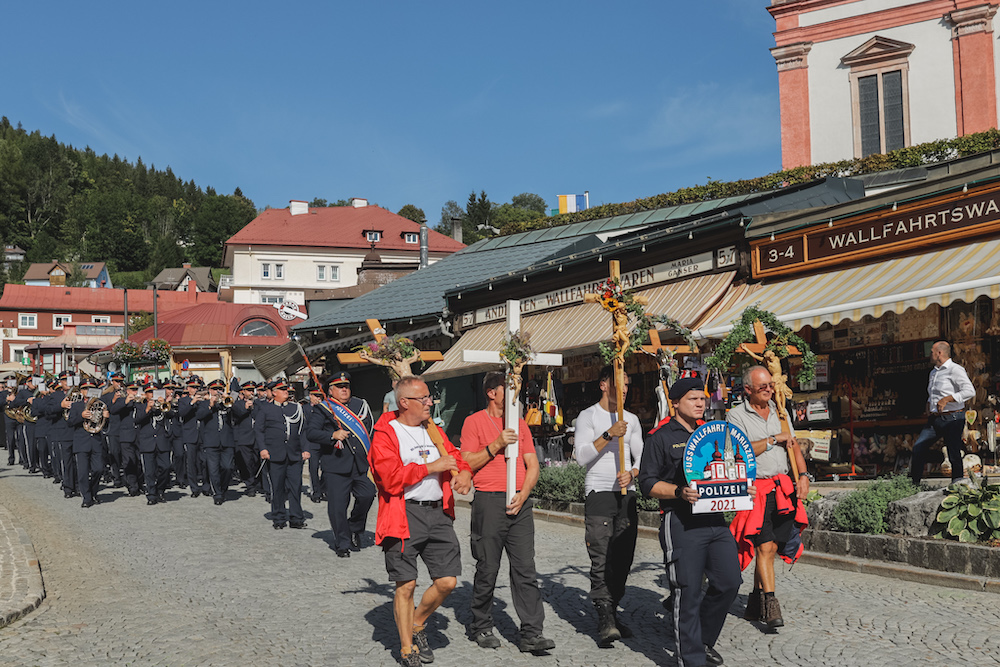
369, 375, 472, 667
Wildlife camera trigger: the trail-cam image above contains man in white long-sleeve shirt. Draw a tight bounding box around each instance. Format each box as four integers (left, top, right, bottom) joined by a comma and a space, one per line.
573, 364, 643, 648
910, 340, 976, 485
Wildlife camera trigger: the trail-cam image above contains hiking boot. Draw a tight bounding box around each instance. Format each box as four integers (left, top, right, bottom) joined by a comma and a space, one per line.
473, 630, 501, 649
519, 634, 555, 652
743, 589, 763, 621
762, 594, 784, 628
412, 627, 434, 663
612, 607, 633, 638
594, 600, 621, 647
398, 648, 421, 667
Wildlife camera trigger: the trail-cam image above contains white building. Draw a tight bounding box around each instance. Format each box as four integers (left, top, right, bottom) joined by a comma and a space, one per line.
223, 199, 465, 306
770, 0, 999, 168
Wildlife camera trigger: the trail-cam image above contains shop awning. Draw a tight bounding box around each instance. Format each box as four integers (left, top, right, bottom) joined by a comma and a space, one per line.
423, 271, 736, 381
695, 237, 1000, 338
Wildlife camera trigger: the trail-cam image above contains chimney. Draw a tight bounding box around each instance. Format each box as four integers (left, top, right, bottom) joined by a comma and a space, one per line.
351, 198, 368, 208
451, 216, 463, 244
289, 200, 308, 216
419, 219, 429, 269
182, 262, 191, 269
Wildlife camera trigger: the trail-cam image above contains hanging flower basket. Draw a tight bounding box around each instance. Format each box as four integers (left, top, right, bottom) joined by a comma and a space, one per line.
111, 340, 141, 363
141, 338, 172, 364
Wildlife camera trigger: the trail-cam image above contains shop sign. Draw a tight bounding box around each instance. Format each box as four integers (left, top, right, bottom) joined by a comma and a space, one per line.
462, 247, 735, 327
753, 183, 1000, 277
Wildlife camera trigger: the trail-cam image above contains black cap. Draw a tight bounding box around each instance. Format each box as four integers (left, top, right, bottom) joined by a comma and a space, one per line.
668, 377, 705, 401
329, 371, 351, 385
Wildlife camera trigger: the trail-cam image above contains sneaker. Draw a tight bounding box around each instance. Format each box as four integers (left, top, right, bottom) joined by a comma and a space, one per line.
473, 630, 501, 649
412, 628, 434, 663
399, 648, 422, 667
519, 635, 555, 652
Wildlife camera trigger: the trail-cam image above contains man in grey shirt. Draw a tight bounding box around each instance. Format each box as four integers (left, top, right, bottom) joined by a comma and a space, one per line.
726, 365, 808, 629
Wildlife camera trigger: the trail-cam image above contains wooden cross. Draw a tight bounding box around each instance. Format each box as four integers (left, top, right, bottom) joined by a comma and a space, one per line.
336, 319, 443, 378
462, 299, 562, 504
642, 328, 697, 418
584, 260, 648, 494
736, 320, 801, 477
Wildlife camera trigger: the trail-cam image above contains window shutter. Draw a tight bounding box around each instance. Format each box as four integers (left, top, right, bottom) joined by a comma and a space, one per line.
882, 70, 904, 152
859, 75, 881, 157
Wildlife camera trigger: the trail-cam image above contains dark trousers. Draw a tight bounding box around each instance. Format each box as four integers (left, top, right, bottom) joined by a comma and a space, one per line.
75, 449, 104, 504
236, 445, 259, 492
61, 440, 77, 492
121, 440, 142, 493
203, 447, 235, 499
185, 442, 209, 495
661, 512, 741, 667
24, 424, 38, 470
16, 422, 31, 468
50, 438, 63, 482
5, 419, 14, 465
469, 491, 545, 637
171, 437, 186, 486
308, 450, 323, 498
36, 436, 51, 475
584, 491, 638, 604
142, 451, 172, 500
325, 470, 375, 551
220, 447, 235, 495
268, 459, 303, 525
911, 413, 966, 483
106, 434, 122, 484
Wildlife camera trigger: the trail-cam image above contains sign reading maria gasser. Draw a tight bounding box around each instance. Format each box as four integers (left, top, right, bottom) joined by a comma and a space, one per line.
683, 420, 756, 514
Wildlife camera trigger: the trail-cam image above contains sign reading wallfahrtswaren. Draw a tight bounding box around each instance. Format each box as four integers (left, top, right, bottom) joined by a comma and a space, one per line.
753, 180, 1000, 278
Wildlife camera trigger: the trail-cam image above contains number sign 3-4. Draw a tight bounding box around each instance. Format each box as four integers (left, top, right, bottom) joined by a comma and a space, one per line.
758, 237, 804, 271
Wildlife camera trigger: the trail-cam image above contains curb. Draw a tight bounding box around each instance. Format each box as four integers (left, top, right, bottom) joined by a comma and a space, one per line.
455, 497, 1000, 595
0, 504, 45, 628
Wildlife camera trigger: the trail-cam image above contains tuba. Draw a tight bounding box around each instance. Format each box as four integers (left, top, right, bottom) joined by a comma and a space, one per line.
63, 387, 83, 421
83, 397, 106, 434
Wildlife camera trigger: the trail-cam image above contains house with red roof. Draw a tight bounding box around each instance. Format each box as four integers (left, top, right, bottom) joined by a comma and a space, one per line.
0, 285, 217, 371
222, 199, 464, 307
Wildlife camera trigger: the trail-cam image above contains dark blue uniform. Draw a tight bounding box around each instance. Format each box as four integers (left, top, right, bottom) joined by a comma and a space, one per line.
67, 400, 106, 506
638, 418, 741, 667
11, 386, 35, 470
199, 397, 233, 503
43, 388, 70, 483
231, 395, 260, 495
178, 393, 208, 497
255, 400, 305, 528
111, 394, 142, 495
32, 392, 51, 476
101, 387, 124, 486
136, 399, 171, 503
0, 388, 14, 466
306, 397, 375, 552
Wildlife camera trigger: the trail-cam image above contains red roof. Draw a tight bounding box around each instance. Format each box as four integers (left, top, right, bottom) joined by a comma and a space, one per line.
0, 285, 217, 313
128, 303, 298, 348
223, 205, 465, 260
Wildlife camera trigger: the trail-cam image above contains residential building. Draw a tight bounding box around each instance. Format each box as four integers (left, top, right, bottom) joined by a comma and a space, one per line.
222, 199, 464, 306
770, 0, 999, 168
3, 246, 25, 266
0, 285, 216, 368
150, 263, 217, 292
23, 260, 113, 288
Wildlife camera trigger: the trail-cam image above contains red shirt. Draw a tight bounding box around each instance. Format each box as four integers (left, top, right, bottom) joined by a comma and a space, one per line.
460, 410, 535, 493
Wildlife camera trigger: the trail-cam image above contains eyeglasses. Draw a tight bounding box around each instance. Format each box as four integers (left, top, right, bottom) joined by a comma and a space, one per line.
753, 383, 775, 392
402, 395, 433, 404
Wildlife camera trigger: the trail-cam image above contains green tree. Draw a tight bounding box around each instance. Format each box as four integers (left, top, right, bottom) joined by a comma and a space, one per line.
492, 202, 544, 236
461, 190, 494, 243
65, 261, 88, 287
309, 197, 328, 207
511, 192, 548, 215
437, 199, 465, 236
397, 204, 425, 223
189, 193, 258, 267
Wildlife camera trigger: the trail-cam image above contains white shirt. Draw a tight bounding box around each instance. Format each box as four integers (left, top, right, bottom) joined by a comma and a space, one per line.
574, 403, 643, 495
928, 358, 976, 413
390, 420, 443, 502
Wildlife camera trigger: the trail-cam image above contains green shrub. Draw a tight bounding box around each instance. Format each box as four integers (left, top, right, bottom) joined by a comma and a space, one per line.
831, 475, 919, 534
534, 463, 586, 503
932, 480, 1000, 543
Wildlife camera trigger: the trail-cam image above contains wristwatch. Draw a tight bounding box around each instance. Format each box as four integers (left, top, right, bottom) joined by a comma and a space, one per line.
601, 431, 611, 441
765, 435, 774, 451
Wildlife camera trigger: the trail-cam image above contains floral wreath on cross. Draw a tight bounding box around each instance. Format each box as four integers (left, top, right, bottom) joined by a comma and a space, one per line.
704, 305, 817, 385
356, 335, 418, 363
500, 330, 534, 390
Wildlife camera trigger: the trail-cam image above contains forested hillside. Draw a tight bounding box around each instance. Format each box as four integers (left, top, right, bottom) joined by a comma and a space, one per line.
0, 118, 257, 287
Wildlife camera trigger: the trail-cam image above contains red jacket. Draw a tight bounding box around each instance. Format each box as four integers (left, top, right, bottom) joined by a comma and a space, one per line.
368, 411, 471, 545
729, 474, 809, 570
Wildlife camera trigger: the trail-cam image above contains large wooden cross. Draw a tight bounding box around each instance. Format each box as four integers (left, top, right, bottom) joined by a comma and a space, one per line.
462, 299, 562, 504
336, 319, 443, 378
584, 260, 648, 494
642, 328, 697, 418
736, 320, 801, 476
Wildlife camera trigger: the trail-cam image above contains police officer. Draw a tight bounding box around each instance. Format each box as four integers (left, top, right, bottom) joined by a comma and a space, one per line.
112, 380, 142, 496
199, 378, 230, 505
231, 380, 260, 497
255, 379, 308, 529
638, 377, 744, 667
306, 372, 375, 556
136, 382, 171, 505
66, 378, 111, 508
178, 377, 208, 498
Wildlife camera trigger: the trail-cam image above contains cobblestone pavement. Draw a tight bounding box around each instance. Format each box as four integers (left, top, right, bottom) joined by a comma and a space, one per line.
2, 465, 1000, 666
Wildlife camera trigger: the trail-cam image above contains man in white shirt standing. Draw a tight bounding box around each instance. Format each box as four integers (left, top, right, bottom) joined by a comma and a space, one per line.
910, 340, 976, 486
573, 365, 643, 648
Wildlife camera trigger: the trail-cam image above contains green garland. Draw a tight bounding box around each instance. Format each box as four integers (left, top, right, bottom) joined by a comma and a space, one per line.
500, 330, 533, 368
705, 305, 816, 385
597, 293, 701, 364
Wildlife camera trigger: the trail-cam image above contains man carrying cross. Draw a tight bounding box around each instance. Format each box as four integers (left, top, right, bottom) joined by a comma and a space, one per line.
574, 364, 644, 647
460, 372, 553, 653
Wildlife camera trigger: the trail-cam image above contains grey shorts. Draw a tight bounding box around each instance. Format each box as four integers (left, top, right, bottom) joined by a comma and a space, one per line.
383, 501, 461, 582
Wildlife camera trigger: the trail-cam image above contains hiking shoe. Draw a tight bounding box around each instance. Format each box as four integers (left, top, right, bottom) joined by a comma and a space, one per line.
762, 595, 784, 628
412, 628, 434, 663
398, 648, 422, 667
473, 630, 501, 649
519, 635, 555, 652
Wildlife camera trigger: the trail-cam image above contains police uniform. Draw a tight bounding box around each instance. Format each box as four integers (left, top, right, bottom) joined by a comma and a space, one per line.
255, 381, 306, 529
305, 375, 375, 553
101, 375, 125, 486
135, 384, 171, 504
199, 380, 232, 504
67, 381, 107, 507
112, 384, 142, 496
33, 382, 56, 477
638, 387, 741, 667
43, 378, 71, 482
230, 382, 260, 496
178, 380, 209, 497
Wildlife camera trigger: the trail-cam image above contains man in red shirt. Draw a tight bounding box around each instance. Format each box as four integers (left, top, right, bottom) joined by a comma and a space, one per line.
369, 376, 472, 667
460, 372, 554, 653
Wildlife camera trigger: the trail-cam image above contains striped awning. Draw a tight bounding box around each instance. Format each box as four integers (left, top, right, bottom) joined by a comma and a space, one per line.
423, 271, 736, 381
695, 237, 1000, 338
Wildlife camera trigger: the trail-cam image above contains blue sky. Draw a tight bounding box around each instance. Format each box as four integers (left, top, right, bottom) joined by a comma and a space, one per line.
4, 1, 782, 221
